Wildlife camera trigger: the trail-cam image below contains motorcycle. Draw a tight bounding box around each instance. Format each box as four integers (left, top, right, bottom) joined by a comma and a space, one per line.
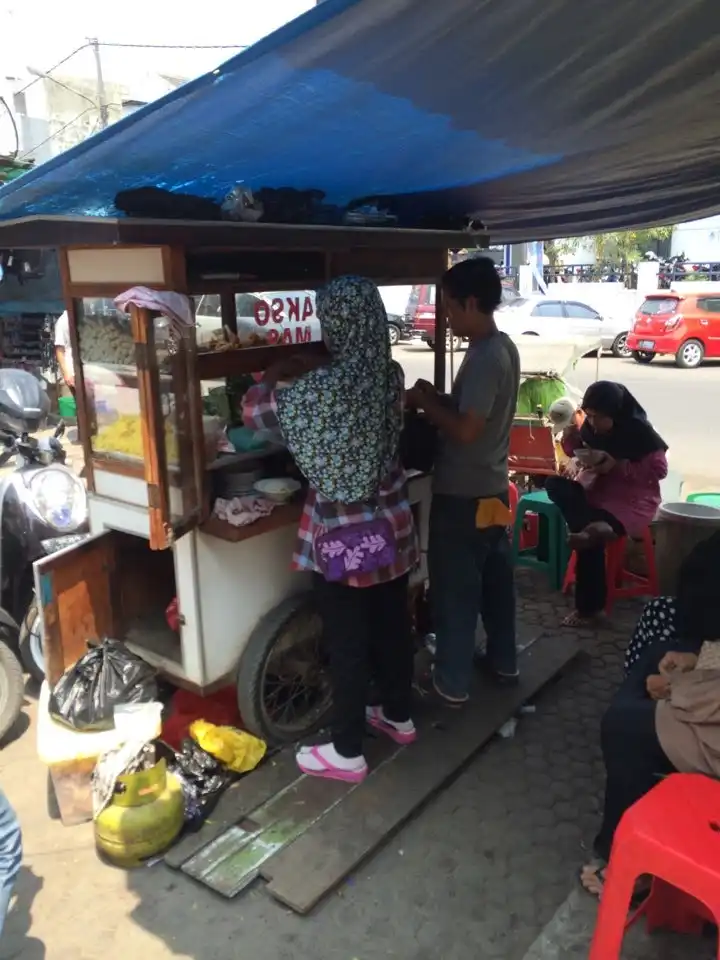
0, 370, 88, 727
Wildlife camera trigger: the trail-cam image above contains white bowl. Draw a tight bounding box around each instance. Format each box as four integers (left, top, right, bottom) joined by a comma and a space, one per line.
573, 448, 603, 466
255, 478, 302, 503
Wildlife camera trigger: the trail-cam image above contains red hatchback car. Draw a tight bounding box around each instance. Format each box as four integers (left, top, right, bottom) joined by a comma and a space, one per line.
627, 292, 720, 369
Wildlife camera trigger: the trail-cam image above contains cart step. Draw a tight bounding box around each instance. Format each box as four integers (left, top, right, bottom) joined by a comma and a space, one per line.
165, 628, 578, 913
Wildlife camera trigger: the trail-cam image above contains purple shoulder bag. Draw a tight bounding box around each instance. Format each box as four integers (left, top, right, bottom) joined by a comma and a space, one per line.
314, 515, 397, 582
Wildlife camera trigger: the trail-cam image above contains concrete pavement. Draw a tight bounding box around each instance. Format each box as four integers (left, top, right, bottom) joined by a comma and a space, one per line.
0, 571, 709, 960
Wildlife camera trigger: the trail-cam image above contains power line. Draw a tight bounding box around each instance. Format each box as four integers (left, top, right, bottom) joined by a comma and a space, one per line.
0, 96, 19, 158
99, 42, 249, 50
17, 103, 122, 160
14, 43, 92, 96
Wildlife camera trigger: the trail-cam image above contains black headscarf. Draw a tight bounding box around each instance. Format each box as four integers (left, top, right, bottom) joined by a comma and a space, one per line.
580, 381, 667, 461
675, 531, 720, 643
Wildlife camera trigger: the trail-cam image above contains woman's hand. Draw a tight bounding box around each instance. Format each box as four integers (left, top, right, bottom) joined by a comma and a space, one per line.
659, 650, 698, 676
562, 459, 581, 480
589, 451, 616, 475
264, 353, 328, 388
406, 379, 437, 410
646, 673, 671, 700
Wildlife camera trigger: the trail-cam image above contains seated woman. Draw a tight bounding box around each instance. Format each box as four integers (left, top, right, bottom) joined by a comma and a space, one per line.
242, 276, 418, 784
546, 381, 668, 627
581, 531, 720, 897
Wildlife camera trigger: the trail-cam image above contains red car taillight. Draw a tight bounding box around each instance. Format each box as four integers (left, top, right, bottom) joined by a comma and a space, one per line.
664, 314, 682, 331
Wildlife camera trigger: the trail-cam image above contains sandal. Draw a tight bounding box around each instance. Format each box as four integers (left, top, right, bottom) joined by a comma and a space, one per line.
296, 746, 368, 783
366, 706, 417, 745
579, 860, 652, 904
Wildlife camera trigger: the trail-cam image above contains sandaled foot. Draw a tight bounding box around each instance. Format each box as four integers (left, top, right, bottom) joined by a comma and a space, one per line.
296, 744, 368, 783
568, 522, 617, 551
415, 669, 469, 706
580, 861, 652, 903
366, 706, 417, 745
561, 611, 608, 629
579, 861, 606, 897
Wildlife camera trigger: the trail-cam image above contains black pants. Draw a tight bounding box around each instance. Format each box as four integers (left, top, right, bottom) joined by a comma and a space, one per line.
594, 644, 676, 861
313, 573, 414, 758
545, 475, 625, 617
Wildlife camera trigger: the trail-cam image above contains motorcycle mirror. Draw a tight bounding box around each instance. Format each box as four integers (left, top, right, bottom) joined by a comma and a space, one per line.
54, 421, 66, 439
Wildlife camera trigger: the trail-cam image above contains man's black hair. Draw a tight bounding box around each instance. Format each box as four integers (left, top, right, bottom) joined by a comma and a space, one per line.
441, 256, 502, 314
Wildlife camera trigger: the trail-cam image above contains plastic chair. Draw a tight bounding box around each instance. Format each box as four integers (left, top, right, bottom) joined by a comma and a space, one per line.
589, 774, 720, 959
687, 491, 720, 510
512, 490, 569, 590
562, 528, 658, 614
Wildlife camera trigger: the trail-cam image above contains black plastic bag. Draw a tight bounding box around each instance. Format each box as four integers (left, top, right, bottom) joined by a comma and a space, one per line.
49, 639, 158, 732
399, 410, 437, 473
168, 738, 235, 823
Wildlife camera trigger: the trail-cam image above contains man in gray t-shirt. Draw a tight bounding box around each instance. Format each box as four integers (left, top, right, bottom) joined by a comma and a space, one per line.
407, 258, 520, 704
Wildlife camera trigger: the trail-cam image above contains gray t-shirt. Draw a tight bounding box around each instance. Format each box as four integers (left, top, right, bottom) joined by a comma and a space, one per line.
433, 331, 520, 498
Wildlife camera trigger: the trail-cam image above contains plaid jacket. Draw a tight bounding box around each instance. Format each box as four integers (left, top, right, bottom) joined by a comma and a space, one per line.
242, 383, 419, 587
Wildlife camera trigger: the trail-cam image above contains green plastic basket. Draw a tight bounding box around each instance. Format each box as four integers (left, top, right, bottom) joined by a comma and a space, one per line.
686, 492, 720, 510
58, 395, 77, 419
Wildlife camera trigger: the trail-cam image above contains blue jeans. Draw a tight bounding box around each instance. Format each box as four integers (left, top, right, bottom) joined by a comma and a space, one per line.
429, 494, 517, 699
0, 789, 21, 938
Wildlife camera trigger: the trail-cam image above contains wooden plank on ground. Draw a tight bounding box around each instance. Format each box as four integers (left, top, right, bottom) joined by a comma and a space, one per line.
261, 631, 578, 914
164, 749, 301, 869
180, 735, 398, 896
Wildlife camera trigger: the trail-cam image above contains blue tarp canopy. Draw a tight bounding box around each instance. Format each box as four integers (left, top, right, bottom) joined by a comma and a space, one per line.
0, 0, 719, 240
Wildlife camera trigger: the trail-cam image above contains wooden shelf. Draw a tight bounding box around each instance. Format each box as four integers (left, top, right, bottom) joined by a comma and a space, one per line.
196, 342, 329, 379
199, 498, 304, 543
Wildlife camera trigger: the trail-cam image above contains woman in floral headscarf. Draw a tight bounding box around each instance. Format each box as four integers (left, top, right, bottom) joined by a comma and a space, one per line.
242, 276, 418, 782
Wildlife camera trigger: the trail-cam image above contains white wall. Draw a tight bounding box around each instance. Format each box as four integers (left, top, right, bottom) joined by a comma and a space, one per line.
671, 216, 720, 262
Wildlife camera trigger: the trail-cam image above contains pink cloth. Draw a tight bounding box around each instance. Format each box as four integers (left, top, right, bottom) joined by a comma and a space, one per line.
561, 434, 667, 535
114, 287, 193, 332
213, 496, 276, 527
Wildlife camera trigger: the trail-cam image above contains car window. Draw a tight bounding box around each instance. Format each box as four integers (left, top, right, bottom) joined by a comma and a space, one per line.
564, 302, 600, 320
427, 286, 436, 306
639, 297, 679, 315
235, 293, 263, 316
195, 295, 222, 317
696, 297, 720, 314
531, 301, 564, 318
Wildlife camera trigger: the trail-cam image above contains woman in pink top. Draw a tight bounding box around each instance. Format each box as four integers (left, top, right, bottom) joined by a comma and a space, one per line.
546, 381, 668, 627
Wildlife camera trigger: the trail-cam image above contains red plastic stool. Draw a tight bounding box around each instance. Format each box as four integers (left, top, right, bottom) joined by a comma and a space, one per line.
589, 774, 720, 959
562, 527, 658, 613
508, 482, 538, 550
638, 878, 714, 936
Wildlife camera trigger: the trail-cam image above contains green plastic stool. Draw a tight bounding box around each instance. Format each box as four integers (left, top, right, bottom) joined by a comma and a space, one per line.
512, 490, 569, 590
686, 492, 720, 510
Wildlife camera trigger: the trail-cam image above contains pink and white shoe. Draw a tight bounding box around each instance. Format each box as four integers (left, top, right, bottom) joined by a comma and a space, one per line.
296, 744, 368, 783
366, 706, 417, 745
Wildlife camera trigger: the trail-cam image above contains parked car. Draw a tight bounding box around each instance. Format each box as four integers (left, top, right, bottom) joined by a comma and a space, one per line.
494, 296, 632, 357
195, 287, 411, 349
409, 280, 519, 350
626, 292, 720, 368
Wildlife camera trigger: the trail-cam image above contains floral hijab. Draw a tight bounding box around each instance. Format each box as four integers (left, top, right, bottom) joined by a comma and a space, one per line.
276, 276, 403, 503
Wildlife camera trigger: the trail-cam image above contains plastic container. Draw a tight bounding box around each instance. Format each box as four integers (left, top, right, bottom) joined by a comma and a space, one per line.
655, 501, 720, 595
58, 395, 77, 419
686, 492, 720, 510
37, 682, 163, 826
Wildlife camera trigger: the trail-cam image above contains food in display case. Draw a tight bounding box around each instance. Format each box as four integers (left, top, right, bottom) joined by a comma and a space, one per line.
78, 300, 136, 366
93, 413, 180, 464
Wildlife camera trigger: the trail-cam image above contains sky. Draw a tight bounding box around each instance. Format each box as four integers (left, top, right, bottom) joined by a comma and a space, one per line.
0, 0, 315, 83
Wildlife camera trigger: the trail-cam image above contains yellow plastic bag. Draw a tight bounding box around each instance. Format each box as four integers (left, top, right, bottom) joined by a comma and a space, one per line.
475, 497, 512, 530
189, 720, 267, 773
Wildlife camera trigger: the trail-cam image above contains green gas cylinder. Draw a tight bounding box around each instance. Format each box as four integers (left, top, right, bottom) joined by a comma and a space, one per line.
94, 758, 184, 867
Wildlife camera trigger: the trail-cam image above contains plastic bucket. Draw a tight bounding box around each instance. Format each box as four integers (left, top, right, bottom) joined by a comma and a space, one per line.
655, 501, 720, 594
58, 395, 77, 419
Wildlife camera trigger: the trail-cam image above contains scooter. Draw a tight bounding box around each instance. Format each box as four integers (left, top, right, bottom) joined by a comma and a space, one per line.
0, 370, 88, 723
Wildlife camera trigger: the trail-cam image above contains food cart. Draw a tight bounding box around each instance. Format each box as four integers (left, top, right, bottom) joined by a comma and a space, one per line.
0, 216, 468, 748
509, 334, 601, 478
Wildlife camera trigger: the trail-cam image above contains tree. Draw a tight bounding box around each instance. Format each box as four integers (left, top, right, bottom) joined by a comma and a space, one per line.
574, 226, 673, 264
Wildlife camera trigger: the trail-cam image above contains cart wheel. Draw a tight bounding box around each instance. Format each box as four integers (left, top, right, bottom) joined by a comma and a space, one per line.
236, 592, 331, 746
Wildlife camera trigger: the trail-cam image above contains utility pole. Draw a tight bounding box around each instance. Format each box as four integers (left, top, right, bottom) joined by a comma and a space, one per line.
88, 37, 109, 129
